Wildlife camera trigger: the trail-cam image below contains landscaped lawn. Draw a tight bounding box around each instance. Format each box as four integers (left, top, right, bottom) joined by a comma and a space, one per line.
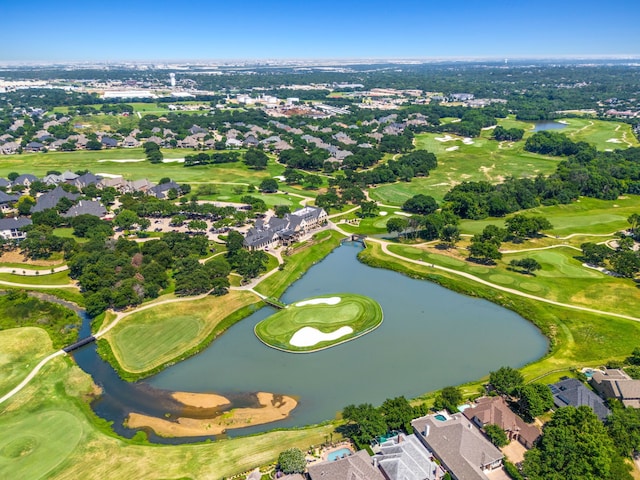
0, 270, 74, 286
560, 118, 639, 150
105, 290, 260, 374
254, 293, 383, 352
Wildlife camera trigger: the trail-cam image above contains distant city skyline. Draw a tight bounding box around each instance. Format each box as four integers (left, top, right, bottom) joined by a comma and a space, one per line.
1, 0, 639, 62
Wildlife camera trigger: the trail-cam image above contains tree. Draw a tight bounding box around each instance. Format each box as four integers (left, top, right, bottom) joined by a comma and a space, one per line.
439, 224, 460, 249
610, 250, 640, 278
489, 366, 524, 396
379, 396, 415, 432
509, 258, 542, 274
114, 209, 140, 231
607, 404, 640, 458
468, 240, 502, 264
342, 403, 387, 446
359, 201, 379, 218
187, 220, 207, 232
523, 406, 632, 480
259, 178, 278, 193
506, 214, 552, 240
86, 139, 102, 150
386, 217, 409, 236
402, 194, 438, 215
244, 149, 269, 169
274, 205, 291, 218
580, 242, 612, 266
515, 383, 554, 421
278, 448, 306, 475
484, 424, 509, 447
16, 195, 36, 215
304, 174, 323, 189
434, 386, 463, 413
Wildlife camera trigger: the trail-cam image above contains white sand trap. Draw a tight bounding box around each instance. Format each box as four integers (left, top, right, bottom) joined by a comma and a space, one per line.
445, 146, 459, 151
290, 326, 353, 347
295, 297, 341, 307
434, 135, 454, 142
95, 173, 123, 178
97, 159, 146, 163
481, 125, 497, 131
450, 119, 461, 123
273, 175, 286, 181
162, 158, 185, 163
396, 211, 412, 217
558, 120, 569, 124
606, 138, 622, 143
462, 137, 474, 145
379, 211, 388, 216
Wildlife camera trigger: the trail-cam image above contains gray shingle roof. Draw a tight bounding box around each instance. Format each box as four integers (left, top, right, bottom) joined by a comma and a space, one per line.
308, 450, 384, 480
0, 217, 32, 231
62, 200, 107, 218
376, 433, 443, 480
550, 378, 611, 420
32, 186, 79, 213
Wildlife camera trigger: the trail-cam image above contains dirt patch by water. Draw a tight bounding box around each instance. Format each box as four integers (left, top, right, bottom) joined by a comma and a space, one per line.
171, 391, 231, 409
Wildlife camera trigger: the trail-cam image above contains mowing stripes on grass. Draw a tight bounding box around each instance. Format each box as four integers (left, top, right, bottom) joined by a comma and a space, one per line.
254, 293, 383, 353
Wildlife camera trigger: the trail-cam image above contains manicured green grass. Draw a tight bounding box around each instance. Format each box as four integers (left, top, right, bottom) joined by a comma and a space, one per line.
459, 195, 640, 236
336, 212, 407, 235
255, 230, 344, 298
198, 184, 298, 208
560, 118, 639, 150
0, 342, 336, 480
255, 293, 383, 353
105, 291, 259, 374
370, 132, 560, 205
0, 270, 73, 286
386, 243, 639, 318
0, 327, 53, 395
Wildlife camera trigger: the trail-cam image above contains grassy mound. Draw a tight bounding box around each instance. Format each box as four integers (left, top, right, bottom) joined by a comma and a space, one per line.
255, 293, 383, 353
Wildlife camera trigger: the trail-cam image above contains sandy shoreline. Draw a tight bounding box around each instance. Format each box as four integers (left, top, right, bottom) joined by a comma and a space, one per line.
171, 391, 231, 409
127, 392, 297, 437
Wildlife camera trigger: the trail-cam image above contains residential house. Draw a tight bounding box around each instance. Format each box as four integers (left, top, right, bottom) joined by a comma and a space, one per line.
12, 174, 39, 188
591, 369, 640, 408
375, 433, 445, 480
0, 191, 19, 213
178, 136, 200, 149
0, 178, 11, 189
62, 200, 107, 219
243, 134, 259, 147
149, 181, 181, 199
32, 186, 79, 213
73, 173, 102, 190
122, 136, 141, 148
549, 378, 611, 421
25, 141, 45, 152
101, 137, 119, 148
412, 413, 504, 480
333, 131, 356, 145
42, 170, 78, 186
0, 141, 20, 155
0, 217, 32, 240
225, 138, 243, 149
307, 450, 385, 480
463, 396, 541, 448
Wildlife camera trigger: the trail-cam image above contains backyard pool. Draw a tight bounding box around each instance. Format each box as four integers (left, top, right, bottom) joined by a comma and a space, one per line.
327, 447, 353, 462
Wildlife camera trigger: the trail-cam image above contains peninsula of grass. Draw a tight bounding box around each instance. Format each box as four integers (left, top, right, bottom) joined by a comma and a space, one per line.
103, 290, 261, 380
254, 293, 383, 353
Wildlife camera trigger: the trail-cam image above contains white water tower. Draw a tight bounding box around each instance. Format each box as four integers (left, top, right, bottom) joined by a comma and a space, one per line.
170, 73, 176, 88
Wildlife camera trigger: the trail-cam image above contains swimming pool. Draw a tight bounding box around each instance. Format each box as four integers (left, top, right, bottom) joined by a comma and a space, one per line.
327, 448, 352, 462
434, 414, 447, 421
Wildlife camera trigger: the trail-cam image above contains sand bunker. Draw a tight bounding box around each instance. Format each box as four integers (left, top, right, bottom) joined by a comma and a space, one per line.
606, 138, 622, 143
482, 125, 497, 131
379, 211, 388, 216
127, 392, 297, 437
445, 146, 459, 151
295, 297, 341, 307
95, 173, 123, 178
462, 137, 475, 145
396, 211, 412, 217
172, 392, 231, 409
273, 175, 286, 181
434, 135, 454, 142
97, 159, 146, 163
162, 158, 185, 163
290, 326, 354, 347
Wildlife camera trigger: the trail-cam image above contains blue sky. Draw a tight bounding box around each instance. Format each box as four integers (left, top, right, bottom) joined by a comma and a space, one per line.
1, 0, 639, 62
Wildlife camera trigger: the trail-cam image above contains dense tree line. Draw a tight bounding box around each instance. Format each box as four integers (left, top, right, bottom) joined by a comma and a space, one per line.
183, 151, 240, 166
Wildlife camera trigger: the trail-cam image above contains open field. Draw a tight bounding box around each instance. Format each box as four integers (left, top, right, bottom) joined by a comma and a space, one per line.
459, 195, 640, 236
0, 344, 336, 480
255, 293, 383, 352
0, 328, 53, 395
370, 132, 560, 205
197, 183, 302, 208
386, 243, 639, 318
105, 291, 260, 375
0, 270, 73, 286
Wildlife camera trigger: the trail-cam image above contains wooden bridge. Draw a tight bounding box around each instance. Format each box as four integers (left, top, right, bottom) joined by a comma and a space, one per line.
263, 297, 286, 309
63, 336, 96, 353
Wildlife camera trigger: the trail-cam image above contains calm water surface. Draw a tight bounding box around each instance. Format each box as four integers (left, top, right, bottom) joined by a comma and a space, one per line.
145, 242, 547, 436
533, 121, 567, 132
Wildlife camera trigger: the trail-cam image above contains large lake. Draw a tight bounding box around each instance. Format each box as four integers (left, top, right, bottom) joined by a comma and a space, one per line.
76, 242, 547, 442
